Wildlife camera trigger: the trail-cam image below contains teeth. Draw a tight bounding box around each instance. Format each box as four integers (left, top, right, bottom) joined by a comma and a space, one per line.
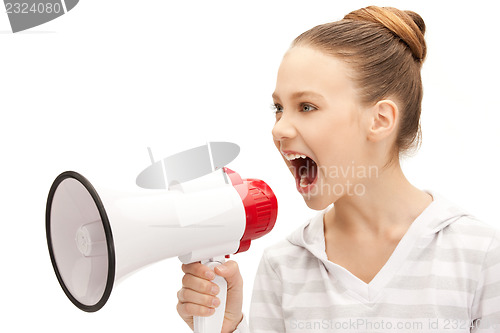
284, 153, 307, 161
299, 173, 308, 187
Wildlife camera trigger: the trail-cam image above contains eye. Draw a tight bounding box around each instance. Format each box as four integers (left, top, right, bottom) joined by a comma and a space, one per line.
301, 103, 317, 112
271, 103, 283, 114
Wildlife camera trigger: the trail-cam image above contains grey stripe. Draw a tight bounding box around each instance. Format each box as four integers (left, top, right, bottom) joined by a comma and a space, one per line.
281, 279, 347, 295
282, 303, 468, 320
269, 239, 296, 250
482, 311, 500, 323
446, 223, 497, 238
388, 275, 477, 294
250, 317, 286, 331
254, 272, 280, 281
265, 254, 322, 270
409, 245, 486, 264
484, 244, 500, 268
481, 280, 500, 300
252, 290, 281, 307
475, 311, 500, 329
283, 280, 328, 294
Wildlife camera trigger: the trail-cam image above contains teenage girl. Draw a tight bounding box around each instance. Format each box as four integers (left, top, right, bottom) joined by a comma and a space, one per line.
176, 6, 500, 333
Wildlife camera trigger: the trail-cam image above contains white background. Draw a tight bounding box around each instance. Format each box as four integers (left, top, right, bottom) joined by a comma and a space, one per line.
1, 0, 499, 332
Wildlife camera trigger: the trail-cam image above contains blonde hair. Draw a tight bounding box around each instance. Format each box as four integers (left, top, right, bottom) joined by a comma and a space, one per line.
292, 6, 427, 159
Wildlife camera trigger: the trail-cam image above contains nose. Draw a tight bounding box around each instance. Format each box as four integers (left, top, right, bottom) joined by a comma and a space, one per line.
272, 113, 297, 142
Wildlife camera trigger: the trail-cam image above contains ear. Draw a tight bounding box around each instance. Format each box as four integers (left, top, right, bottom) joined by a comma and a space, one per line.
366, 99, 398, 142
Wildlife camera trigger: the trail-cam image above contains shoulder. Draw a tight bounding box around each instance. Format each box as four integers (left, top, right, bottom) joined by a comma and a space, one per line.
260, 238, 313, 268
430, 215, 500, 277
259, 208, 329, 273
446, 214, 498, 234
257, 239, 323, 283
444, 216, 500, 254
425, 190, 500, 257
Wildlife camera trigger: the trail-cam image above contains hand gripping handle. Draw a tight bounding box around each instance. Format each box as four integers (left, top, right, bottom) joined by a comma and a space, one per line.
194, 258, 227, 333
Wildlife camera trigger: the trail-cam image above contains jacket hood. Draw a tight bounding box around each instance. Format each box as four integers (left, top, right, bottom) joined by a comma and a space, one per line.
286, 190, 473, 261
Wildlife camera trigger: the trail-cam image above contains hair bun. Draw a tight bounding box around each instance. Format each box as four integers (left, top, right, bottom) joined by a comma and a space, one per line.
344, 6, 427, 62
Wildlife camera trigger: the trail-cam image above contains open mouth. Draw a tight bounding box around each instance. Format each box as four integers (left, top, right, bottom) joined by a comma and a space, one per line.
286, 154, 318, 189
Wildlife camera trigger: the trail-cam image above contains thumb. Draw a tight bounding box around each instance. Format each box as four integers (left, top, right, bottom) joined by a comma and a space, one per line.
214, 260, 242, 290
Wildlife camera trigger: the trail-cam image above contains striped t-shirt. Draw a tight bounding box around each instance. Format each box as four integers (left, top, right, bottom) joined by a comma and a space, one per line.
234, 190, 500, 332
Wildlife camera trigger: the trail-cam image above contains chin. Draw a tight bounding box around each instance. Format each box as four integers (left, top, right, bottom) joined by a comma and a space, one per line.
301, 195, 334, 211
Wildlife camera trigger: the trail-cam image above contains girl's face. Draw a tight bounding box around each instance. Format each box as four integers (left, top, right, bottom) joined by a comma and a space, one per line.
272, 46, 375, 210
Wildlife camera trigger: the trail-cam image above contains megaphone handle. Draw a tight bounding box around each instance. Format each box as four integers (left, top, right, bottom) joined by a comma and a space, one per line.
194, 258, 227, 333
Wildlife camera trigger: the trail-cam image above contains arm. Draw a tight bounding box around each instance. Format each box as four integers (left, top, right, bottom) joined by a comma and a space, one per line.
471, 230, 500, 332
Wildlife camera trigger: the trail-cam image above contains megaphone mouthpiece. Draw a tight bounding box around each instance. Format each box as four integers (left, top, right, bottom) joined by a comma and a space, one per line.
75, 221, 107, 257
224, 168, 278, 253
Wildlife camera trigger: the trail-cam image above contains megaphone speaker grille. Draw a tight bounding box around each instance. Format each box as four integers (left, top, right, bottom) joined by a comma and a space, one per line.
46, 171, 115, 312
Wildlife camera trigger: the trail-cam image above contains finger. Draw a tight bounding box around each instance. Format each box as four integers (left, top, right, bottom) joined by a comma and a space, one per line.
177, 288, 220, 308
182, 274, 220, 295
177, 301, 216, 317
182, 262, 216, 280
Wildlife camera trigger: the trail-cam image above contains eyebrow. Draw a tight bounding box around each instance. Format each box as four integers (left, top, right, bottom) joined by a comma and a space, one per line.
272, 91, 325, 101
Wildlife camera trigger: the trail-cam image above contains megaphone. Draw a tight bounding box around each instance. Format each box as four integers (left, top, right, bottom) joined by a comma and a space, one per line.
45, 142, 278, 333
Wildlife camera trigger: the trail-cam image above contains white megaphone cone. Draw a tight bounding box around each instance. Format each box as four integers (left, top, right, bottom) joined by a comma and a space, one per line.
45, 142, 278, 333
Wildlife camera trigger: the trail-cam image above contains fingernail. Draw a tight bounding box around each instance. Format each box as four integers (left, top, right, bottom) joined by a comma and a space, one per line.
216, 265, 226, 272
205, 271, 215, 280
211, 285, 219, 295
212, 297, 220, 307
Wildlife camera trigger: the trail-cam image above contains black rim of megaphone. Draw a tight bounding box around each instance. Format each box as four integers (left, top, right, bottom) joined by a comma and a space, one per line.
46, 171, 116, 312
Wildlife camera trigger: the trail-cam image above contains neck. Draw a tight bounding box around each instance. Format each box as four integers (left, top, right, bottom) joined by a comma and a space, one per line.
324, 160, 433, 240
